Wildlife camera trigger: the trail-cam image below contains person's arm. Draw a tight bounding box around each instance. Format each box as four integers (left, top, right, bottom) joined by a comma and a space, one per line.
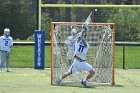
81, 38, 87, 48
65, 37, 69, 45
10, 37, 13, 49
81, 24, 88, 36
0, 37, 1, 49
81, 24, 88, 47
77, 24, 88, 42
8, 37, 13, 53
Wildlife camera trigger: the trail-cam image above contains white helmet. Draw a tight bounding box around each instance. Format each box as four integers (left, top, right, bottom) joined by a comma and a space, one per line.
4, 28, 10, 37
71, 28, 77, 34
71, 28, 77, 37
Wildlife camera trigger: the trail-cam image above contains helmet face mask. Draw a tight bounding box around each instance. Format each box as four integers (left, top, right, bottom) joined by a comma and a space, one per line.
4, 28, 10, 37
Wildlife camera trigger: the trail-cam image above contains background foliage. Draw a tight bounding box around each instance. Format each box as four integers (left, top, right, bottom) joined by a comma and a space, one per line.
0, 0, 37, 40
0, 0, 140, 41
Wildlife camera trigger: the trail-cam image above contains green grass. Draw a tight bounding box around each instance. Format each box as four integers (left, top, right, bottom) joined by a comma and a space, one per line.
10, 46, 50, 68
10, 46, 140, 68
115, 46, 140, 68
125, 46, 140, 68
115, 46, 124, 68
0, 68, 140, 93
1, 45, 140, 92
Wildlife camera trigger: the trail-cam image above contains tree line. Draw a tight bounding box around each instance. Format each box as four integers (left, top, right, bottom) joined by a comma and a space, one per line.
0, 0, 37, 40
0, 0, 139, 41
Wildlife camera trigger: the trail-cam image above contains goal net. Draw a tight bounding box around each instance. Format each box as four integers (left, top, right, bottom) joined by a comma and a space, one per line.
50, 22, 115, 86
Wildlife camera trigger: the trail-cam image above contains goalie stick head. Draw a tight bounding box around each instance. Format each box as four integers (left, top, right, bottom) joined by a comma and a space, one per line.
84, 11, 92, 25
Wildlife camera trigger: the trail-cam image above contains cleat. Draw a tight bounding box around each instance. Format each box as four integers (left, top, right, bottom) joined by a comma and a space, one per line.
55, 79, 62, 86
6, 68, 10, 72
81, 80, 87, 87
6, 70, 10, 72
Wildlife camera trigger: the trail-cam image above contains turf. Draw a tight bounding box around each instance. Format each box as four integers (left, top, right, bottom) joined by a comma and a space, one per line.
10, 46, 50, 68
0, 68, 140, 93
10, 46, 140, 69
115, 46, 140, 68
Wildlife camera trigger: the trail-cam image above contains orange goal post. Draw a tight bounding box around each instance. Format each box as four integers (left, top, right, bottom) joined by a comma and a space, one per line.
50, 22, 115, 86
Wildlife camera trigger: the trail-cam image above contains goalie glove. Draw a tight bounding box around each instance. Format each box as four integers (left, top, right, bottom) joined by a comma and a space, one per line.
82, 24, 88, 31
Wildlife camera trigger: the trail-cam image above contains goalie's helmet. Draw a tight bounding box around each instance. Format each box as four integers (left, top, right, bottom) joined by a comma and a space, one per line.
4, 28, 10, 37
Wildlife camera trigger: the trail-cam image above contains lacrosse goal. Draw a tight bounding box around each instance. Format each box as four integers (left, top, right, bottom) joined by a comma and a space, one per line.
50, 22, 115, 86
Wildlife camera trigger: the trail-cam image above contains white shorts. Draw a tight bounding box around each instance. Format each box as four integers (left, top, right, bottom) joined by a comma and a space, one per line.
68, 59, 95, 74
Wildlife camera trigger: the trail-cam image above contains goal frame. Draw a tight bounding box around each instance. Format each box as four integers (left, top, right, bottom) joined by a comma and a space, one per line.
50, 22, 115, 85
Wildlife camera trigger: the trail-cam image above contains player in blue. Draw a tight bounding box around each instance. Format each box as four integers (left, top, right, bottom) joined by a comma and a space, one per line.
56, 25, 96, 87
0, 28, 13, 72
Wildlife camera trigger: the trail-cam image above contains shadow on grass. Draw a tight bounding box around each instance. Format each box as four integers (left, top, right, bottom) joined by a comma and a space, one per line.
56, 82, 123, 89
114, 84, 123, 87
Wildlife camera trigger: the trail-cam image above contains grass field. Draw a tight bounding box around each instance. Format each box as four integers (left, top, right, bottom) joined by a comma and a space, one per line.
0, 68, 140, 93
115, 46, 140, 68
1, 45, 140, 93
10, 46, 140, 69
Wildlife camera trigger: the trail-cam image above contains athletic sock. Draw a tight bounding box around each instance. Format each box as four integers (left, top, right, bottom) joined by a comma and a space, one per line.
83, 79, 87, 83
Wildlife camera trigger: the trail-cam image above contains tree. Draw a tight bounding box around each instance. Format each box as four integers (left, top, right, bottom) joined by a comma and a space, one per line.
65, 0, 71, 22
106, 8, 140, 41
76, 0, 83, 22
0, 0, 37, 40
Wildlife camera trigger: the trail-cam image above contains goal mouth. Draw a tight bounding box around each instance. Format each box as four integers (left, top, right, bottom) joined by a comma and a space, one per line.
50, 22, 115, 86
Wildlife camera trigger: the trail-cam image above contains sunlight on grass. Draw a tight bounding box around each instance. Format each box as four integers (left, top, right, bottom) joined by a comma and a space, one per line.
0, 68, 140, 93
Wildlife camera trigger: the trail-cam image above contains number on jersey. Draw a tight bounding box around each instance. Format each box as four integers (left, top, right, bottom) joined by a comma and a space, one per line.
5, 41, 8, 46
78, 45, 84, 53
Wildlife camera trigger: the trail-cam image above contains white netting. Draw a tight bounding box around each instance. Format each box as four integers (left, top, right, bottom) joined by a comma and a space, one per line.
51, 22, 115, 85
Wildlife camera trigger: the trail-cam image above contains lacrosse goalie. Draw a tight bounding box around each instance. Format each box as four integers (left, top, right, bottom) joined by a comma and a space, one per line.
56, 24, 96, 87
0, 28, 13, 72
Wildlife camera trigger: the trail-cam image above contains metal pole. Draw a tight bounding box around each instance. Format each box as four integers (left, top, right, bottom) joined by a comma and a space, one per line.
123, 45, 125, 69
36, 0, 39, 30
38, 0, 41, 30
